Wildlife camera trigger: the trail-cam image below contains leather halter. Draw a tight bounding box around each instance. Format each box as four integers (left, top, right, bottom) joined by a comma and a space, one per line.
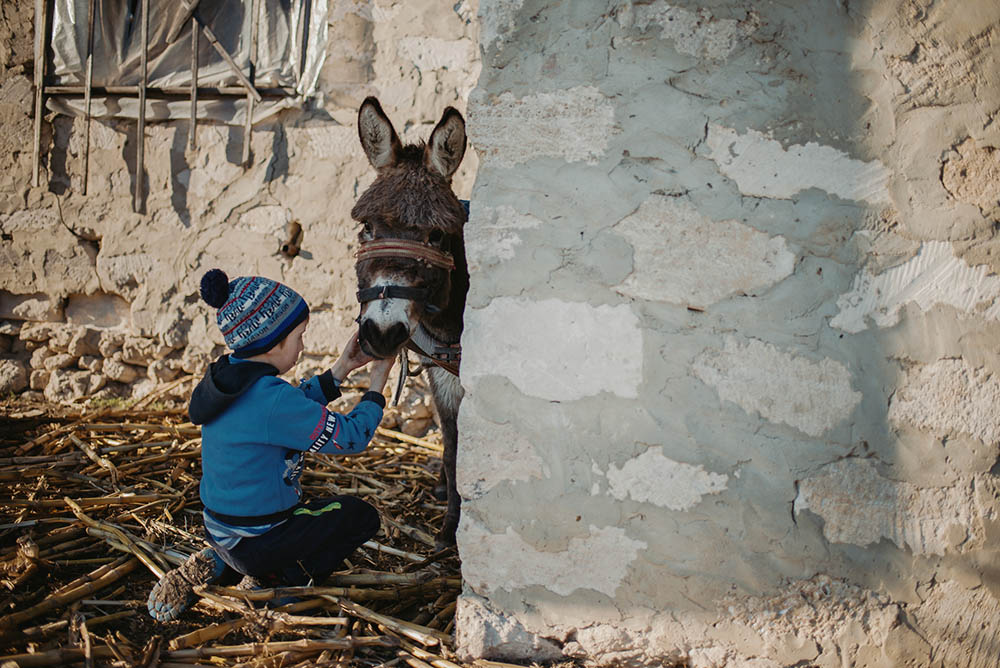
354, 237, 461, 378
354, 239, 455, 271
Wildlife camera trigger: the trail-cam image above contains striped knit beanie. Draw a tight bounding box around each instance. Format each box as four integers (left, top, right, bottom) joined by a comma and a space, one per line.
199, 269, 309, 358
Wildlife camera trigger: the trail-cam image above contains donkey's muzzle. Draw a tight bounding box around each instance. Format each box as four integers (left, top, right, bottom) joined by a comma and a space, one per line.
359, 319, 410, 359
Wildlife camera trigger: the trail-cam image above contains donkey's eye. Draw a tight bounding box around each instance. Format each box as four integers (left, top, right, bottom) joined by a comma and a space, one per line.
428, 230, 444, 245
361, 221, 374, 238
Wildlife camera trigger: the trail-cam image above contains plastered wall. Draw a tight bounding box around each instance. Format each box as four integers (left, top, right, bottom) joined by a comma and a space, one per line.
456, 1, 1000, 666
0, 1, 479, 406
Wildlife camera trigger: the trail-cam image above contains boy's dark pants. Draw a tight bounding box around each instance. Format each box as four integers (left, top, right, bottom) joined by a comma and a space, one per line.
207, 496, 380, 586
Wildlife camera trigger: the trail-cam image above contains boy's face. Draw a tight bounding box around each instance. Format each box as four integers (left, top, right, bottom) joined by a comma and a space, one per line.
272, 319, 307, 374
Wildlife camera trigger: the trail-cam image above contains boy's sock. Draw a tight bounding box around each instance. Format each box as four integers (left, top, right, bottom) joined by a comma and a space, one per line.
234, 573, 300, 608
147, 548, 227, 622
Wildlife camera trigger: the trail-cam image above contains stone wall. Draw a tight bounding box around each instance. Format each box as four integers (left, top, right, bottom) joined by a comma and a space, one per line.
456, 1, 1000, 666
0, 1, 480, 409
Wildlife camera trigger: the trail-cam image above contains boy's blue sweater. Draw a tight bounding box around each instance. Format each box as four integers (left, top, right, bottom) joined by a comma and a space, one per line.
189, 355, 385, 522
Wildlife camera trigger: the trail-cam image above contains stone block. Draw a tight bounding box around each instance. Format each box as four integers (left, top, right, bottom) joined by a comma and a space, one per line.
180, 347, 213, 375
0, 320, 21, 336
147, 358, 182, 383
0, 292, 63, 322
68, 327, 102, 357
103, 356, 141, 384
43, 368, 92, 403
19, 322, 62, 343
98, 330, 125, 358
78, 355, 103, 373
455, 594, 563, 663
120, 336, 171, 366
43, 354, 77, 371
88, 374, 107, 394
0, 359, 28, 393
28, 346, 52, 369
90, 383, 128, 403
29, 369, 49, 391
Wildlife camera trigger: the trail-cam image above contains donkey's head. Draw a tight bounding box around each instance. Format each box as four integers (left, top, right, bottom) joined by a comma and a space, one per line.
352, 97, 468, 360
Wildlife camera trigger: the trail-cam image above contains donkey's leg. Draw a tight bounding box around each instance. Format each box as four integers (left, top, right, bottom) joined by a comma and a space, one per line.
427, 367, 463, 547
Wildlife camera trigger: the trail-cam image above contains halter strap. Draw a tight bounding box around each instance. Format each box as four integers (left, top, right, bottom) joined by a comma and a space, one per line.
356, 285, 430, 304
355, 239, 455, 271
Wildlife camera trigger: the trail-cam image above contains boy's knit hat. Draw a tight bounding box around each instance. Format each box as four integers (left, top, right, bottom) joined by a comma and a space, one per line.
199, 269, 309, 358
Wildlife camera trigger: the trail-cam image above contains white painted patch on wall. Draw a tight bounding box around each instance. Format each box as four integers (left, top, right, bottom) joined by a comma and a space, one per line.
459, 518, 646, 597
692, 336, 861, 437
794, 459, 996, 556
396, 36, 477, 72
831, 240, 1000, 333
705, 124, 891, 205
457, 402, 550, 499
889, 358, 1000, 445
612, 195, 795, 308
464, 204, 543, 272
467, 86, 615, 168
603, 447, 728, 510
462, 298, 643, 401
627, 1, 757, 60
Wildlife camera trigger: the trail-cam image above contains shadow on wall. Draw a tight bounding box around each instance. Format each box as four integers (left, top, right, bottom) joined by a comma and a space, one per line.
170, 124, 191, 227
784, 0, 1000, 664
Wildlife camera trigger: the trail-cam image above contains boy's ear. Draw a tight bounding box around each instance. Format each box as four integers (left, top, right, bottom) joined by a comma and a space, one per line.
358, 97, 401, 170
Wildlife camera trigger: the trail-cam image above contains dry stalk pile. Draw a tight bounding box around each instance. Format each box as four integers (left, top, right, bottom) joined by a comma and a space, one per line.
0, 402, 481, 668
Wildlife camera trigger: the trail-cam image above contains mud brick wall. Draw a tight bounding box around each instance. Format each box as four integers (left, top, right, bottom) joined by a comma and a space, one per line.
0, 1, 480, 407
454, 1, 1000, 666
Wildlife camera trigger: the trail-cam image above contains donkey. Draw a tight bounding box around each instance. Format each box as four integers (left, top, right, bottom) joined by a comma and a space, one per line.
351, 97, 468, 546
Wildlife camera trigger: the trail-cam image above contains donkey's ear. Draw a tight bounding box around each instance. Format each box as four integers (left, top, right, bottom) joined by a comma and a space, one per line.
358, 97, 401, 169
425, 107, 466, 180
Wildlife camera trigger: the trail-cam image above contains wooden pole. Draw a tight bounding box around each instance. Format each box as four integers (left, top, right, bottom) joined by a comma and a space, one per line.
82, 0, 96, 195
189, 17, 198, 149
242, 0, 258, 166
194, 15, 262, 102
31, 0, 47, 188
134, 0, 149, 213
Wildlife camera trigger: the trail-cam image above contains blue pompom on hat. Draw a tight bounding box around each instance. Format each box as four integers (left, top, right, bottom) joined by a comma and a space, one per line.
199, 269, 309, 358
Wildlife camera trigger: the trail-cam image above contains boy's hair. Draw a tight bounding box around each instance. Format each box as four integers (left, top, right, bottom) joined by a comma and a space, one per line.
200, 269, 309, 358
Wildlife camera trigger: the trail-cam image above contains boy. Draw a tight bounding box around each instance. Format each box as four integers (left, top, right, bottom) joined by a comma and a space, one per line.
147, 269, 394, 621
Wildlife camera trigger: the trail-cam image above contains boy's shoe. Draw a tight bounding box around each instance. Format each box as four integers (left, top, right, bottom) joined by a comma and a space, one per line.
236, 573, 300, 608
147, 548, 227, 622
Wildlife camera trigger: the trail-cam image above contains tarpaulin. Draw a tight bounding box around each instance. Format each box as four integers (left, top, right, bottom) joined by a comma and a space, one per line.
46, 0, 328, 124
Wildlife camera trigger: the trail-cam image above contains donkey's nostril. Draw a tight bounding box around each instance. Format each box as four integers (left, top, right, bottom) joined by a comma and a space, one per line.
358, 319, 410, 357
384, 323, 409, 349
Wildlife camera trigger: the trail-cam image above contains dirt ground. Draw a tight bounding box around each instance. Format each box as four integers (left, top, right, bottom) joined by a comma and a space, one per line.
0, 397, 498, 668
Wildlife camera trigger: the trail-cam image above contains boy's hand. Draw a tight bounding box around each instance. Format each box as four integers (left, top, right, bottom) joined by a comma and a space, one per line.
368, 356, 396, 394
330, 332, 375, 382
